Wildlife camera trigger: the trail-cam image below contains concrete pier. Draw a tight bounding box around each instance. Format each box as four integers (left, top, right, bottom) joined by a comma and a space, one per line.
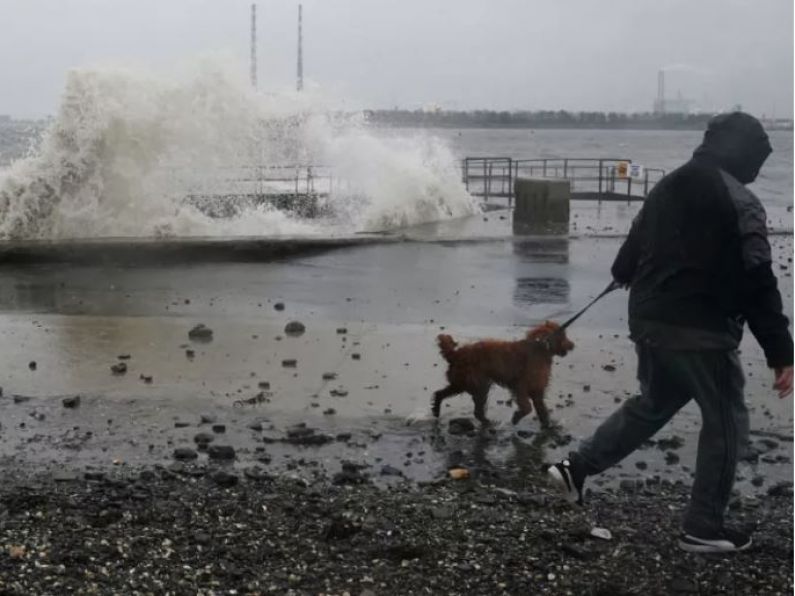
512, 178, 570, 234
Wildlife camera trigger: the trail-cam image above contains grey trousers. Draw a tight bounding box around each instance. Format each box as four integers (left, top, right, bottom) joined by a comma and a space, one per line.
576, 343, 749, 534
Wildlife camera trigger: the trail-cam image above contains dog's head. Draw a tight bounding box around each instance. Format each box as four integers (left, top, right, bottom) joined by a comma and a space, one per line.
526, 321, 575, 356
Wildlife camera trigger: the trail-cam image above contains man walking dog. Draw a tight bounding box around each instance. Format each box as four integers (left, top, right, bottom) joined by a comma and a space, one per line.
545, 112, 793, 553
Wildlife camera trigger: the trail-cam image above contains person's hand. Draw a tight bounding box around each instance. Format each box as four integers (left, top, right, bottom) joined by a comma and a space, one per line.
773, 366, 793, 399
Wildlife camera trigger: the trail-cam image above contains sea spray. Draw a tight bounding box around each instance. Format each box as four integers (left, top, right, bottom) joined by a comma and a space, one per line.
0, 60, 478, 239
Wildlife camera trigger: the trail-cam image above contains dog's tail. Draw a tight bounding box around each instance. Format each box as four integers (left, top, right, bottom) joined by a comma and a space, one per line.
437, 334, 457, 362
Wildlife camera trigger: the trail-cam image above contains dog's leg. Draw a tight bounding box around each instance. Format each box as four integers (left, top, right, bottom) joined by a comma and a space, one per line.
530, 392, 551, 428
472, 390, 491, 426
511, 392, 533, 425
432, 385, 461, 418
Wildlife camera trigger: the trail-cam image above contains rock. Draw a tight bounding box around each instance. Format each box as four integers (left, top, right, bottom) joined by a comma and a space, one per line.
767, 481, 793, 497
583, 384, 591, 392
200, 414, 217, 424
380, 465, 403, 477
211, 424, 226, 434
174, 421, 191, 428
248, 422, 264, 432
193, 432, 215, 445
590, 527, 612, 540
53, 472, 80, 482
323, 408, 336, 416
336, 327, 348, 334
448, 417, 476, 435
243, 467, 271, 481
751, 476, 765, 487
188, 324, 213, 342
756, 438, 779, 452
110, 362, 127, 375
62, 395, 81, 409
619, 479, 641, 493
656, 436, 685, 451
670, 577, 698, 593
332, 468, 369, 486
336, 432, 353, 442
258, 381, 270, 390
284, 321, 306, 336
561, 543, 597, 560
284, 425, 334, 445
207, 445, 236, 461
351, 353, 361, 360
211, 470, 238, 487
635, 460, 648, 470
518, 493, 548, 507
28, 361, 37, 371
330, 389, 348, 397
323, 517, 361, 540
174, 448, 198, 461
322, 372, 337, 380
602, 364, 616, 372
282, 359, 297, 368
185, 349, 195, 359
139, 374, 153, 384
274, 302, 285, 311
664, 452, 680, 465
430, 506, 453, 520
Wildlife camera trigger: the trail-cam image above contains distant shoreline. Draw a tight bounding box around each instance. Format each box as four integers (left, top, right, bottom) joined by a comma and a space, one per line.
363, 110, 794, 132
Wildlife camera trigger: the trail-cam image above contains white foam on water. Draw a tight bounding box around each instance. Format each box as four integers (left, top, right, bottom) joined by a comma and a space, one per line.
0, 57, 478, 240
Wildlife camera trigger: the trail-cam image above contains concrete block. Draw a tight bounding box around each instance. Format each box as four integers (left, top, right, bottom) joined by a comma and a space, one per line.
513, 178, 570, 234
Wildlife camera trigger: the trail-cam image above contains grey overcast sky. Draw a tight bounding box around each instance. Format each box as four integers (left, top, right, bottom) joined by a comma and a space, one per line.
0, 0, 792, 118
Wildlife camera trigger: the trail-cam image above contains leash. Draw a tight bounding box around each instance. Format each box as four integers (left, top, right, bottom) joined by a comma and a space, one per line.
558, 280, 621, 332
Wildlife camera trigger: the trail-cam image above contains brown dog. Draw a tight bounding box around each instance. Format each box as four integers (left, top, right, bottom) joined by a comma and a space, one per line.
432, 321, 574, 428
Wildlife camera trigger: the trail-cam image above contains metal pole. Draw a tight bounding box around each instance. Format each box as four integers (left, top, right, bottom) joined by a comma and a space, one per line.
297, 5, 304, 92
250, 4, 257, 89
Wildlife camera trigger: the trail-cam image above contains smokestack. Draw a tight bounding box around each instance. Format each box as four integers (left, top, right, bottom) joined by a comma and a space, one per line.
250, 4, 257, 89
297, 4, 304, 92
655, 69, 665, 113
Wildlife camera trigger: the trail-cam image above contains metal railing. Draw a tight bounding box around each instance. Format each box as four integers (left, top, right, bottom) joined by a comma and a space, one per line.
462, 157, 666, 204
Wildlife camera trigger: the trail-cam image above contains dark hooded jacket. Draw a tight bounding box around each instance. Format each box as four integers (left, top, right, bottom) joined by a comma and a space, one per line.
611, 112, 793, 368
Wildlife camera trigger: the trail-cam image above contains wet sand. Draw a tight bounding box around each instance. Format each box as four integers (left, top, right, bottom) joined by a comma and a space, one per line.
0, 204, 792, 593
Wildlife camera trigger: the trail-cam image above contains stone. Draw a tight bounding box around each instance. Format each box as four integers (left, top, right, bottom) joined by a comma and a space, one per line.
284, 321, 306, 336
282, 359, 297, 368
273, 302, 285, 311
194, 432, 214, 445
62, 395, 81, 409
188, 324, 213, 341
110, 362, 127, 375
380, 465, 403, 477
174, 448, 198, 461
211, 470, 238, 487
207, 445, 236, 461
211, 424, 226, 434
767, 481, 793, 497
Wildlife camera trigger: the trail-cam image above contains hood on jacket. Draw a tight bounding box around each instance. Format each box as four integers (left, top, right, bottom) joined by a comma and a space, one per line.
692, 112, 772, 184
